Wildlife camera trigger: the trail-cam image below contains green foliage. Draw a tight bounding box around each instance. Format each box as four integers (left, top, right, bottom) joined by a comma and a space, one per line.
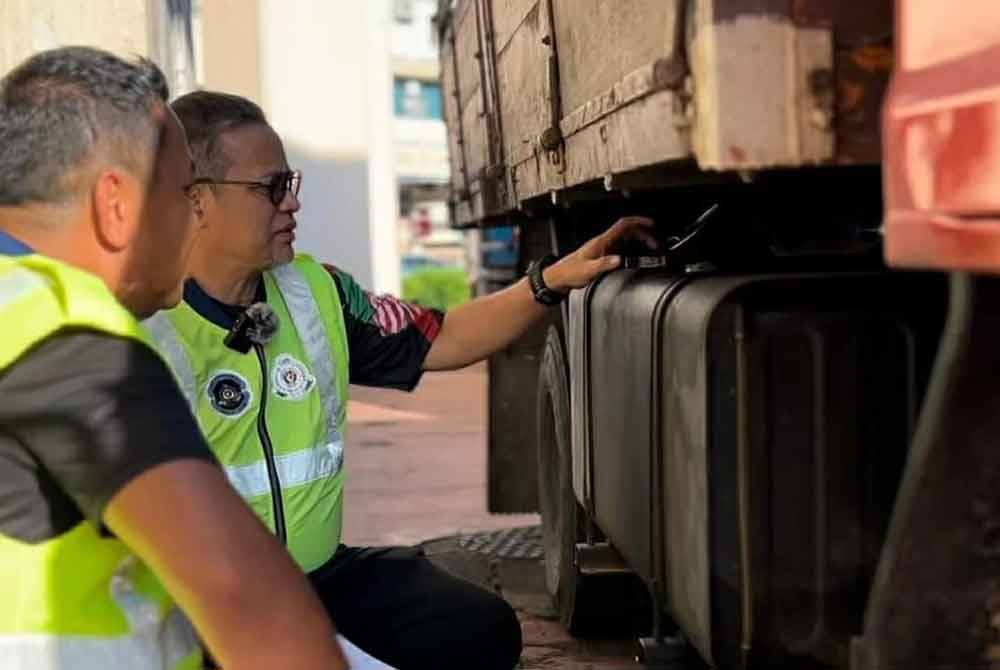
402, 267, 471, 311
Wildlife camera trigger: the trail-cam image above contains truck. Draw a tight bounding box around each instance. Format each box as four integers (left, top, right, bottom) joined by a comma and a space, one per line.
436, 1, 1000, 668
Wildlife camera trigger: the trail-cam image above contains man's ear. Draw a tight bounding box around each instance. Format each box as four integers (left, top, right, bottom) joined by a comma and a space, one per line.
193, 185, 209, 222
92, 168, 141, 251
192, 185, 216, 230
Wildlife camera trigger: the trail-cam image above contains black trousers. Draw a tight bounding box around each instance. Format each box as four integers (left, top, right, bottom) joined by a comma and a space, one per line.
309, 545, 523, 670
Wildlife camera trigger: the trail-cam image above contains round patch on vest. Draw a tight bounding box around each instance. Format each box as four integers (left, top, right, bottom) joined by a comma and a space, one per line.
206, 370, 253, 418
272, 353, 316, 401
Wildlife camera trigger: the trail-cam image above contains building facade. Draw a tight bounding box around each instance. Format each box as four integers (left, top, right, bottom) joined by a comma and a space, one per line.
0, 1, 447, 296
196, 0, 401, 294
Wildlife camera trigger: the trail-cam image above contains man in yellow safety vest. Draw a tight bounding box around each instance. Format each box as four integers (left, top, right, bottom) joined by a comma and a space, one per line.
148, 89, 656, 670
0, 47, 349, 669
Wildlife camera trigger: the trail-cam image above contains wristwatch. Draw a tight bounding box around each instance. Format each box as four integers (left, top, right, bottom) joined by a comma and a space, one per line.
526, 254, 566, 306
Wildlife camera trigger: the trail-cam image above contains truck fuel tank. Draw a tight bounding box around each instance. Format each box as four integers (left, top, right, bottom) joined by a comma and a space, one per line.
569, 268, 945, 668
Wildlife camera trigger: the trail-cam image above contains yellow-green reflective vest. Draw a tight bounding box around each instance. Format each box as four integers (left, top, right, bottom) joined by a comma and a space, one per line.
0, 253, 202, 670
144, 255, 351, 572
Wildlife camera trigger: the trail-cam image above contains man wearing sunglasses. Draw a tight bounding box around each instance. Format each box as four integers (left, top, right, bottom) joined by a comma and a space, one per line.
147, 90, 654, 670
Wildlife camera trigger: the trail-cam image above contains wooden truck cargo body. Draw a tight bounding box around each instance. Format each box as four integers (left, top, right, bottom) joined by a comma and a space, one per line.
438, 0, 892, 227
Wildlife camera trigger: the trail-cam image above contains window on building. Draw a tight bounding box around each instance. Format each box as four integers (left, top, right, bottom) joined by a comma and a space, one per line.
394, 78, 443, 120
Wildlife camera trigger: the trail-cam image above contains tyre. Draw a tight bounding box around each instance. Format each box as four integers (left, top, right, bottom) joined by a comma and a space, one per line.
536, 326, 584, 631
537, 326, 653, 636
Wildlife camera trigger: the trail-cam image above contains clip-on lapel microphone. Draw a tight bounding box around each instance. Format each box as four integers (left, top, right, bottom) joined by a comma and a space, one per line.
223, 302, 280, 353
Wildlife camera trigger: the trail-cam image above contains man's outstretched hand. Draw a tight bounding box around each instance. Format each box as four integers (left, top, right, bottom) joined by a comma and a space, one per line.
543, 216, 658, 292
424, 216, 658, 371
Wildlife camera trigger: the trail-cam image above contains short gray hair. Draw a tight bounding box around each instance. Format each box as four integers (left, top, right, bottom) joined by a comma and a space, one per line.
0, 46, 170, 206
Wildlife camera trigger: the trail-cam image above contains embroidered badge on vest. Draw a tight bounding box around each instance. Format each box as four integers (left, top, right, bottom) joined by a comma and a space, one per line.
272, 353, 316, 401
206, 370, 253, 418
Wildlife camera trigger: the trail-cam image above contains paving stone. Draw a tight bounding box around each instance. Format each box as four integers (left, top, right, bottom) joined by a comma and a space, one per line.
348, 365, 637, 668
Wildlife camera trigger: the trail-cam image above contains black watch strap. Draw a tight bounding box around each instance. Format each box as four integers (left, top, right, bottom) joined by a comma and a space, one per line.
527, 254, 566, 306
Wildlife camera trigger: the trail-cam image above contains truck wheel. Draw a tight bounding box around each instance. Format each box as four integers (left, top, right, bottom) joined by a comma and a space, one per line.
537, 327, 654, 637
536, 325, 630, 634
536, 326, 585, 631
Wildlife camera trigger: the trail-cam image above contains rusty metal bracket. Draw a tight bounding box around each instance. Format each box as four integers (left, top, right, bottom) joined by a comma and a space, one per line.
540, 0, 564, 152
478, 164, 507, 215
540, 0, 566, 176
473, 0, 509, 214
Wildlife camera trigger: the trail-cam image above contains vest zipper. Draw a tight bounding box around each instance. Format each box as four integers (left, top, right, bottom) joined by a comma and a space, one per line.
253, 342, 287, 544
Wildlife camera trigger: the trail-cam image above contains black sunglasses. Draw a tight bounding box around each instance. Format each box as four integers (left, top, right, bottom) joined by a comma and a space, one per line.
192, 170, 302, 206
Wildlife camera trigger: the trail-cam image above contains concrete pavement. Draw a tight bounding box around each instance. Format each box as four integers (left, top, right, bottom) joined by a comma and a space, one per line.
343, 363, 639, 669
343, 362, 537, 547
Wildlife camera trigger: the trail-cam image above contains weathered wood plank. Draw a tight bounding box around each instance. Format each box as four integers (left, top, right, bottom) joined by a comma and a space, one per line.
461, 94, 489, 181
491, 0, 541, 56
551, 0, 679, 115
495, 2, 550, 174
560, 88, 689, 195
689, 0, 835, 169
510, 148, 566, 208
559, 59, 682, 139
508, 80, 690, 205
440, 36, 468, 197
454, 0, 482, 109
601, 89, 689, 175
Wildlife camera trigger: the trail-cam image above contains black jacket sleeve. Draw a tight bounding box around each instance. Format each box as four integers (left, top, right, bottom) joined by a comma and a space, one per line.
0, 331, 216, 538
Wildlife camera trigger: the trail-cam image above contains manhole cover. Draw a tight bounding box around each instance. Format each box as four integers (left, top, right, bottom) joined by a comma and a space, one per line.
457, 525, 543, 560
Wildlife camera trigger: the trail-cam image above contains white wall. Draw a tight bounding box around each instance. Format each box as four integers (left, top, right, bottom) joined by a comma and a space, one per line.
0, 0, 195, 96
195, 0, 263, 103
365, 0, 403, 295
395, 118, 449, 183
254, 0, 400, 295
0, 0, 149, 73
389, 0, 439, 62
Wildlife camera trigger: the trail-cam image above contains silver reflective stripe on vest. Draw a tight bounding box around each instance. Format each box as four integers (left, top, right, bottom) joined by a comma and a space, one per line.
270, 262, 344, 449
143, 312, 199, 411
225, 439, 345, 499
0, 608, 197, 670
0, 557, 198, 670
0, 267, 46, 310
